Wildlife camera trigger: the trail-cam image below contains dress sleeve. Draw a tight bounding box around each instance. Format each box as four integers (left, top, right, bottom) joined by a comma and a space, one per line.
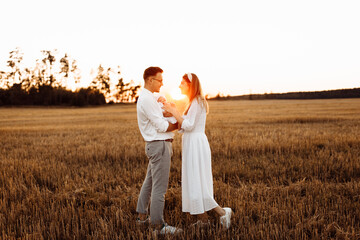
180, 99, 199, 132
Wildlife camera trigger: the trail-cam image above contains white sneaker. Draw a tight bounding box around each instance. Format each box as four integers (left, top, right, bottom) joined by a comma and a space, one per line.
153, 223, 183, 236
220, 207, 232, 229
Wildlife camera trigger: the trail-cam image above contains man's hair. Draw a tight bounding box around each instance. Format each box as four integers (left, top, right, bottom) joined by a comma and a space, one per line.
143, 67, 163, 81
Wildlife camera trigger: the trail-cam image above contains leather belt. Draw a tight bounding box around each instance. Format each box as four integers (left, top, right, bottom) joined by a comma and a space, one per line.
147, 139, 173, 143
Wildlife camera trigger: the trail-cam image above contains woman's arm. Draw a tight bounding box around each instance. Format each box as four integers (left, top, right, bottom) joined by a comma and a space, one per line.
162, 103, 184, 126
178, 100, 198, 132
163, 100, 200, 132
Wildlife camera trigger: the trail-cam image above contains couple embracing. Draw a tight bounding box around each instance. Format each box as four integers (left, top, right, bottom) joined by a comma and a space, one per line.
135, 67, 232, 236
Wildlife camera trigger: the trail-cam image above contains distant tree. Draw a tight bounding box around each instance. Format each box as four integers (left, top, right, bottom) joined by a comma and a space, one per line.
58, 54, 82, 90
21, 68, 33, 91
127, 80, 140, 102
115, 76, 126, 102
114, 66, 126, 102
59, 53, 70, 87
41, 49, 57, 87
32, 59, 47, 88
115, 78, 140, 102
131, 84, 141, 102
6, 47, 24, 88
0, 71, 6, 89
113, 66, 141, 102
0, 48, 144, 105
71, 59, 81, 85
91, 64, 111, 100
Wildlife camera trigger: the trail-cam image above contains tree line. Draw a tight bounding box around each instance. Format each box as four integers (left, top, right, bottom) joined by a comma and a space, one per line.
212, 88, 360, 100
0, 48, 141, 106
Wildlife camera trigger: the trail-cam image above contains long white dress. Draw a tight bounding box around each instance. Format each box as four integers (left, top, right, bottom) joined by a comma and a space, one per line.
181, 98, 219, 215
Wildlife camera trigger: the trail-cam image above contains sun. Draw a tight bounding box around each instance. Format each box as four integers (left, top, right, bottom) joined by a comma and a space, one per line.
170, 88, 186, 100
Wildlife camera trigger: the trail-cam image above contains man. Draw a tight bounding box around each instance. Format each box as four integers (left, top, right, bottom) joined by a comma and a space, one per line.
136, 66, 182, 235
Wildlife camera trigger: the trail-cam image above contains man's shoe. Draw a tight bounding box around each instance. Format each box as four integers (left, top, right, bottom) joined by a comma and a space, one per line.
220, 207, 232, 230
136, 217, 150, 226
152, 223, 183, 236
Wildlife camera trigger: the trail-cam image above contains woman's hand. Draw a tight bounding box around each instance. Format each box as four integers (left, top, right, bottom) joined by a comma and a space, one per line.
163, 111, 173, 117
162, 102, 177, 115
162, 102, 184, 127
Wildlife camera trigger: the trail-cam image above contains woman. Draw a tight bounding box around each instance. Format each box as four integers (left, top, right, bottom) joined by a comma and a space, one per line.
162, 73, 232, 229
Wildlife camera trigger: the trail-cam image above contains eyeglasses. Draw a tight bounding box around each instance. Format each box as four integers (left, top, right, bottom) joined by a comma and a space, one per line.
152, 78, 163, 83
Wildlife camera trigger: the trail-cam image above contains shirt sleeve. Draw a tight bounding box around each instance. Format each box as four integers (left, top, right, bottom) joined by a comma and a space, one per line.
141, 98, 169, 133
180, 99, 199, 132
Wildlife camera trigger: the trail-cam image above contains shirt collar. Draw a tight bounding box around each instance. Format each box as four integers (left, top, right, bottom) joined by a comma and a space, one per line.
143, 88, 152, 94
143, 88, 156, 99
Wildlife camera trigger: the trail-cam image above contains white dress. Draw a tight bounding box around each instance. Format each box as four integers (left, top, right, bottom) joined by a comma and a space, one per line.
181, 98, 219, 215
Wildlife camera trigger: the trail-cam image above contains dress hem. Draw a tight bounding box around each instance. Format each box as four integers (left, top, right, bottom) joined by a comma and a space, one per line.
182, 204, 219, 215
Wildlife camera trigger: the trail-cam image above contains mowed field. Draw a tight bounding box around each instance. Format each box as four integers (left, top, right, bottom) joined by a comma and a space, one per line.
1, 99, 360, 239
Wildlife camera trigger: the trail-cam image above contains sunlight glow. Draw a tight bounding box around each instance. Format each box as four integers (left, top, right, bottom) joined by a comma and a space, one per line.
0, 1, 359, 95
170, 88, 186, 100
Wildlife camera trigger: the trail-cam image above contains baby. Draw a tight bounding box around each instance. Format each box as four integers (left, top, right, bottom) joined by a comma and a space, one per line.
156, 95, 177, 124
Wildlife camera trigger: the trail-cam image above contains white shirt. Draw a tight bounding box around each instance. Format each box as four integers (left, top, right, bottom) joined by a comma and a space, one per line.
154, 94, 177, 124
137, 88, 174, 142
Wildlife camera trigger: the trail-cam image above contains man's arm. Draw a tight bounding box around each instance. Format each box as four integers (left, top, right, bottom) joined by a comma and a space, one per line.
142, 99, 173, 133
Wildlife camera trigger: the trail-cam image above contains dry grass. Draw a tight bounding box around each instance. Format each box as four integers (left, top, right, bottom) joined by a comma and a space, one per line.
1, 99, 360, 239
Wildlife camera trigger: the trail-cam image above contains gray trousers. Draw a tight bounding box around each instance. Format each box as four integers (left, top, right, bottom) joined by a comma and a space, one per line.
136, 140, 172, 225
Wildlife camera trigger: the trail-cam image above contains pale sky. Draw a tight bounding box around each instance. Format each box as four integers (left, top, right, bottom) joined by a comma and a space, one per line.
1, 0, 360, 96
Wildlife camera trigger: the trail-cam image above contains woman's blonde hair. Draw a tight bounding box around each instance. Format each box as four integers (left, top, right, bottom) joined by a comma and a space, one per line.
183, 73, 209, 115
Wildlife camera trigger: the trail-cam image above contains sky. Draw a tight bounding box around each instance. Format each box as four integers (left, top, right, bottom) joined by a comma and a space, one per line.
1, 0, 360, 96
